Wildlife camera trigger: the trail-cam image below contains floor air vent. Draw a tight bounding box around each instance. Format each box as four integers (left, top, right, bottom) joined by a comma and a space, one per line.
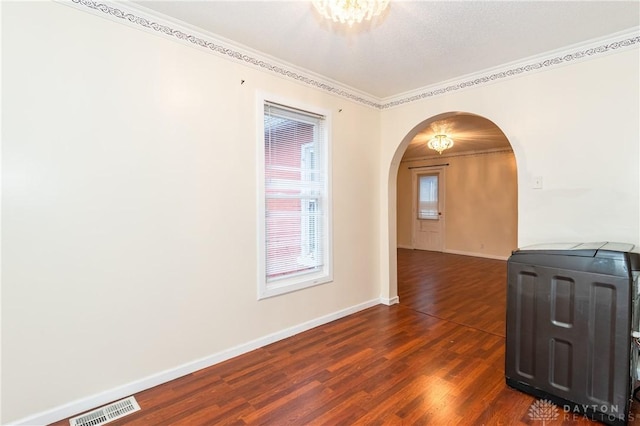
69, 396, 140, 426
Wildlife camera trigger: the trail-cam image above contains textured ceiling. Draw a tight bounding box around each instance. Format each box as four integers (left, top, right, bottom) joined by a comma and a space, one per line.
133, 0, 639, 99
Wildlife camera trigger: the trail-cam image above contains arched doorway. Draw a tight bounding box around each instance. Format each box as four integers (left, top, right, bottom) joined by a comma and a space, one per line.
385, 111, 518, 303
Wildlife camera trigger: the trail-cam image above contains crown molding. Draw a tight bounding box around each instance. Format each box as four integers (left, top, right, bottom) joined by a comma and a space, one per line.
59, 0, 638, 111
401, 148, 514, 164
60, 0, 383, 108
381, 26, 640, 110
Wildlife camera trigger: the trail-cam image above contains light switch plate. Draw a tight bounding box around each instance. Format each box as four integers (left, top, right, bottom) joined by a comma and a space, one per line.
532, 176, 543, 189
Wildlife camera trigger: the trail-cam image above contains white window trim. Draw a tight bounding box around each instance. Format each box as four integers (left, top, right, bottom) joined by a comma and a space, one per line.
256, 91, 333, 300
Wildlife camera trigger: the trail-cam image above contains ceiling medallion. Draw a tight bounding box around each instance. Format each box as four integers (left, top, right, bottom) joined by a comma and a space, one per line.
428, 135, 454, 155
312, 0, 390, 26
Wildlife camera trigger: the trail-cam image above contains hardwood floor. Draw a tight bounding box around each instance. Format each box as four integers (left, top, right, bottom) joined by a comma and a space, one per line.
397, 249, 506, 337
51, 250, 634, 425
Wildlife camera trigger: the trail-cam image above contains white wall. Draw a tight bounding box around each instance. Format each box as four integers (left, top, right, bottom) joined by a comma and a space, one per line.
3, 2, 639, 423
380, 46, 640, 301
1, 2, 381, 423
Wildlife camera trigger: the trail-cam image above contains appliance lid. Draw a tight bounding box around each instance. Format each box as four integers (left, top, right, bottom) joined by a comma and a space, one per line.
514, 242, 636, 258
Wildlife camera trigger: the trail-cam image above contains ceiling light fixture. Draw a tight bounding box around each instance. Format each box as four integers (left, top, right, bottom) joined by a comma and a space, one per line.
428, 134, 454, 155
312, 0, 390, 26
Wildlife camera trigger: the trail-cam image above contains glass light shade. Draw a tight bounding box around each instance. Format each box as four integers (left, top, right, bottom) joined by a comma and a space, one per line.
428, 134, 454, 154
312, 0, 390, 26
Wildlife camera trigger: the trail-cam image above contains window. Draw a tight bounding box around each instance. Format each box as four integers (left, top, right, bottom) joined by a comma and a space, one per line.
418, 174, 439, 220
258, 97, 332, 299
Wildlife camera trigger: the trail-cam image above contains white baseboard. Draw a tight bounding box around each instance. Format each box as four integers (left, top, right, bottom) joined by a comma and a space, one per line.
396, 244, 413, 249
12, 298, 382, 426
443, 249, 509, 261
380, 296, 399, 305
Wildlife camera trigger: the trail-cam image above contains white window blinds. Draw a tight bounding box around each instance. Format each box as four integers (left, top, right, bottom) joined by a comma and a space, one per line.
263, 102, 328, 285
418, 174, 439, 220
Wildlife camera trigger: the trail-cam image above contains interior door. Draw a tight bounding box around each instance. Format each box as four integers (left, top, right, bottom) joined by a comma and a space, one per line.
412, 169, 444, 251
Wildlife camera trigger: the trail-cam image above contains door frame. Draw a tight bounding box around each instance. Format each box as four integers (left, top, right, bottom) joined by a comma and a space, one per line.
411, 167, 446, 251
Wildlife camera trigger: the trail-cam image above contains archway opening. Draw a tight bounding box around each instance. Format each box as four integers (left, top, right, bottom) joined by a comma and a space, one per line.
386, 111, 518, 303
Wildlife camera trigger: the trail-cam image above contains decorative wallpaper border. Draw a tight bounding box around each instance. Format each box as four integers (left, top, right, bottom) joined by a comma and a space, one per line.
69, 0, 382, 108
69, 0, 639, 110
382, 35, 640, 109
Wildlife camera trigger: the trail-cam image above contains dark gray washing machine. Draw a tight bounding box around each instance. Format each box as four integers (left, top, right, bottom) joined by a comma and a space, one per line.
506, 242, 640, 425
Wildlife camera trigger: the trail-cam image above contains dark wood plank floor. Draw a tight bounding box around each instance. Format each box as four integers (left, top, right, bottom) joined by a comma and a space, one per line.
397, 249, 507, 337
51, 250, 635, 425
